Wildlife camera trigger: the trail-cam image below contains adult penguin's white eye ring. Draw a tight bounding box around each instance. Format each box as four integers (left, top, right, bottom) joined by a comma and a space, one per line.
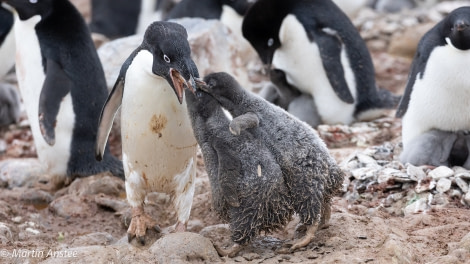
267, 38, 274, 47
29, 0, 38, 3
163, 54, 170, 63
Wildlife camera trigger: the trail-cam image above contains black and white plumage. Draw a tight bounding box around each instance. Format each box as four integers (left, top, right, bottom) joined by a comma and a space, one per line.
185, 83, 293, 257
4, 0, 123, 185
397, 7, 470, 167
198, 72, 344, 252
242, 0, 399, 126
96, 21, 199, 244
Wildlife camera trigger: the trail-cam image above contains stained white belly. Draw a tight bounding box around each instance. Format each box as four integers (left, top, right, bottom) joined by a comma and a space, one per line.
14, 15, 74, 177
272, 15, 356, 125
402, 43, 470, 146
121, 51, 197, 203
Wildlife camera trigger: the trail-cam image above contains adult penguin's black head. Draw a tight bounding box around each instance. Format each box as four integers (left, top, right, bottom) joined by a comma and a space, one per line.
242, 0, 292, 64
2, 0, 52, 20
142, 21, 198, 104
444, 6, 470, 50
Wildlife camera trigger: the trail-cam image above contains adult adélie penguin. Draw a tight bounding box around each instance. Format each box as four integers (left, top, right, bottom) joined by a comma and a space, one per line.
96, 21, 199, 244
242, 0, 400, 126
3, 0, 123, 187
397, 7, 470, 166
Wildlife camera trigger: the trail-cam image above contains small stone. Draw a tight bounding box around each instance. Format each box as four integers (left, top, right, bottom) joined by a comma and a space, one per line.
351, 167, 380, 181
357, 153, 378, 166
430, 193, 449, 206
0, 222, 12, 239
455, 177, 469, 193
455, 169, 470, 180
415, 178, 436, 193
11, 216, 22, 223
49, 194, 98, 218
450, 189, 462, 199
406, 164, 426, 182
404, 195, 431, 216
436, 178, 452, 193
463, 192, 470, 206
20, 189, 53, 209
429, 166, 454, 179
25, 227, 40, 235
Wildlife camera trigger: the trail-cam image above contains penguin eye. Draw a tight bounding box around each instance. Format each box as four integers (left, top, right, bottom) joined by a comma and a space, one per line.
163, 54, 170, 63
267, 38, 274, 47
29, 0, 38, 3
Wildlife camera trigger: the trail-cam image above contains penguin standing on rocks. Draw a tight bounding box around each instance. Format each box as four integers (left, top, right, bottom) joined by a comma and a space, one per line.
96, 21, 199, 243
186, 81, 294, 257
242, 0, 399, 127
199, 72, 344, 253
0, 4, 15, 78
397, 7, 470, 167
2, 0, 123, 186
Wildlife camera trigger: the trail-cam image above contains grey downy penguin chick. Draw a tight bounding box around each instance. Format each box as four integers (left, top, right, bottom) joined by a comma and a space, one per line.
0, 83, 20, 126
4, 0, 123, 187
199, 72, 345, 252
396, 7, 470, 162
242, 0, 400, 125
96, 21, 199, 244
399, 129, 458, 167
185, 85, 294, 257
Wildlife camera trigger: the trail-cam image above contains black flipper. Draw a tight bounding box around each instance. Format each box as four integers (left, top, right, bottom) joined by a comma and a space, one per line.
38, 59, 73, 146
315, 29, 355, 104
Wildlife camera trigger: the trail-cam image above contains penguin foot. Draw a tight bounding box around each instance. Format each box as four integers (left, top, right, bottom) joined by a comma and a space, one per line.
214, 243, 244, 258
127, 206, 161, 245
277, 222, 320, 253
174, 221, 187, 232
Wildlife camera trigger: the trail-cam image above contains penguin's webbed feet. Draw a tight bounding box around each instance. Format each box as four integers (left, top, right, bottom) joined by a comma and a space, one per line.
277, 222, 320, 254
127, 206, 161, 245
214, 243, 244, 258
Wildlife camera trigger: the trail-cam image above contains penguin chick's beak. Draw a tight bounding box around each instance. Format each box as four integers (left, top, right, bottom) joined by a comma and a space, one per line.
169, 68, 197, 104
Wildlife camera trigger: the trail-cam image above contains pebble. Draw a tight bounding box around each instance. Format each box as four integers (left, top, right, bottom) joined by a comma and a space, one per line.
455, 177, 469, 193
429, 166, 454, 180
406, 164, 426, 182
436, 178, 452, 194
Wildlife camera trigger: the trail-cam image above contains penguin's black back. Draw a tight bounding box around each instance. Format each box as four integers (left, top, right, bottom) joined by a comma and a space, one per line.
0, 6, 13, 45
36, 0, 123, 177
89, 0, 141, 39
166, 0, 221, 20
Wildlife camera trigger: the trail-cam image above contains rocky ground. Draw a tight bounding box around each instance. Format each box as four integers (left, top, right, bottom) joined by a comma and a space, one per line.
1, 1, 470, 264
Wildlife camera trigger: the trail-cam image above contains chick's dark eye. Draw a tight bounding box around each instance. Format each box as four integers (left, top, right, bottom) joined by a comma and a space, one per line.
163, 54, 170, 63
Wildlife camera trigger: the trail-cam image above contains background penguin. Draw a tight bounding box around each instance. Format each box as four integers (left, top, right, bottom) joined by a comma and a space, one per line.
96, 21, 199, 244
396, 7, 470, 166
199, 72, 344, 252
166, 0, 253, 45
0, 4, 15, 78
4, 0, 123, 186
242, 0, 400, 126
89, 0, 177, 41
399, 129, 458, 167
186, 82, 294, 257
0, 82, 20, 126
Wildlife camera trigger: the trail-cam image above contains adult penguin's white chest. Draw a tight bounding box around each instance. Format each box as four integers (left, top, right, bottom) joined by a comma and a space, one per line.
402, 42, 470, 146
14, 14, 74, 177
121, 50, 197, 203
272, 14, 357, 125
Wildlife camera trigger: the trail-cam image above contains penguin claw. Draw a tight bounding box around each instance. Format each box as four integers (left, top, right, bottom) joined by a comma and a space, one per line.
127, 233, 135, 243
137, 236, 146, 245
